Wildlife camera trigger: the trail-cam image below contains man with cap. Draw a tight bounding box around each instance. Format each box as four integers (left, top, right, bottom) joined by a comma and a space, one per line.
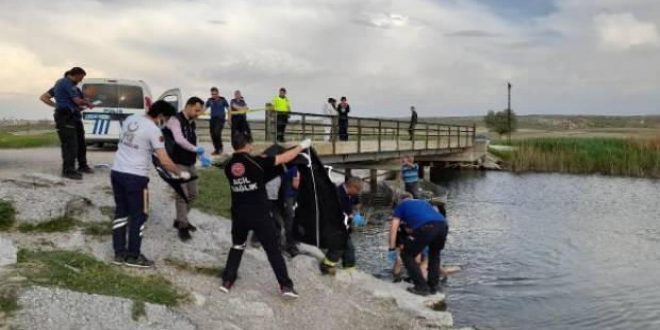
205, 87, 229, 155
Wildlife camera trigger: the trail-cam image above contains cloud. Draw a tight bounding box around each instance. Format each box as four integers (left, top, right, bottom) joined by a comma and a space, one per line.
0, 0, 660, 120
593, 12, 660, 50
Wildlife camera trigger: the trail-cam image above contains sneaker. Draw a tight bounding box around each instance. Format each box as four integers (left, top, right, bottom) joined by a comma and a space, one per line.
219, 281, 233, 293
392, 274, 403, 283
280, 286, 299, 300
63, 172, 83, 180
78, 166, 94, 174
178, 228, 192, 241
406, 286, 430, 297
124, 254, 155, 268
112, 254, 126, 265
319, 262, 336, 276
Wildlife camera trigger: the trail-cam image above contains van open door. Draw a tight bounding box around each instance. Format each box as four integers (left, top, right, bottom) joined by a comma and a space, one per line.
158, 88, 182, 112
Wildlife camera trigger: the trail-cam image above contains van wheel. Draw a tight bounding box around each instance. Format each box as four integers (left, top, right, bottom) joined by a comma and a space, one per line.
96, 142, 104, 148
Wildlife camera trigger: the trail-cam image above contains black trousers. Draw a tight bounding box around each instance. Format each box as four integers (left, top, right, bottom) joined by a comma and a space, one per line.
111, 171, 149, 258
401, 221, 448, 290
209, 116, 225, 153
222, 210, 293, 288
325, 234, 356, 268
54, 111, 83, 173
338, 117, 348, 141
74, 120, 88, 168
405, 182, 419, 199
231, 115, 251, 140
276, 113, 289, 142
409, 124, 416, 140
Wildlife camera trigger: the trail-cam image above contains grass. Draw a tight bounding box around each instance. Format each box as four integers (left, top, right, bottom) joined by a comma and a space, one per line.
0, 131, 59, 149
0, 200, 16, 231
0, 288, 19, 317
504, 137, 660, 178
193, 168, 231, 218
164, 258, 222, 277
17, 216, 77, 233
81, 222, 112, 236
17, 249, 183, 306
131, 300, 146, 321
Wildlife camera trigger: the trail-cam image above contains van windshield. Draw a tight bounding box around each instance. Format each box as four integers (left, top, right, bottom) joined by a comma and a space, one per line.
83, 84, 144, 109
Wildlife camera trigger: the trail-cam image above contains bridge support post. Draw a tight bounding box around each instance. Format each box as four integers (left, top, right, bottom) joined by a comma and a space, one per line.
430, 165, 443, 181
344, 168, 352, 182
418, 163, 426, 180
370, 169, 378, 193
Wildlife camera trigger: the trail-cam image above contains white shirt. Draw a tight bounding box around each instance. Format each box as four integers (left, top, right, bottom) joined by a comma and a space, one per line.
322, 103, 335, 116
112, 115, 165, 177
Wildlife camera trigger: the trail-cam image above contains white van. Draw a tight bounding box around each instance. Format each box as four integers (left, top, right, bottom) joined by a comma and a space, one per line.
80, 78, 181, 146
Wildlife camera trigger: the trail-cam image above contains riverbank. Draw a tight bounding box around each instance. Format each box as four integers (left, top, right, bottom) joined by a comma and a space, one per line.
489, 137, 660, 178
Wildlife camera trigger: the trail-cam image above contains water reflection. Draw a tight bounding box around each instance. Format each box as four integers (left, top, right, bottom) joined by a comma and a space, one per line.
353, 171, 660, 329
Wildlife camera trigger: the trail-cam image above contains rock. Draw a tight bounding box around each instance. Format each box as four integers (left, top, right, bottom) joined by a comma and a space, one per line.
191, 292, 206, 307
0, 236, 17, 267
17, 286, 196, 330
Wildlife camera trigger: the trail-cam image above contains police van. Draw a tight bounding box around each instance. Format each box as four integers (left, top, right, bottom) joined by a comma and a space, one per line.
81, 78, 181, 146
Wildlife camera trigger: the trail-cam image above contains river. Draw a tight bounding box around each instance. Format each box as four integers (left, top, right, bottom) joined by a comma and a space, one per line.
352, 171, 660, 329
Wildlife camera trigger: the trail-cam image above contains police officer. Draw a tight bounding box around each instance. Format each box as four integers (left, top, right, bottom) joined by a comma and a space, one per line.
335, 96, 350, 141
111, 100, 190, 268
272, 87, 290, 142
229, 90, 252, 142
320, 177, 362, 275
388, 193, 448, 296
220, 132, 311, 299
163, 97, 206, 241
41, 67, 95, 180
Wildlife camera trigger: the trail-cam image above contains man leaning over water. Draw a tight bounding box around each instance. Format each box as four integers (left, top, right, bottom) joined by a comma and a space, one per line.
388, 193, 448, 296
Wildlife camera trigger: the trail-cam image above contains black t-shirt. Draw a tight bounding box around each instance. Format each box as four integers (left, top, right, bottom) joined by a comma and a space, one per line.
225, 152, 281, 217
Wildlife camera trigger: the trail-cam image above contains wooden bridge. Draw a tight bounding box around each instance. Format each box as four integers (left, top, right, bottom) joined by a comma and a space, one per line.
197, 110, 485, 173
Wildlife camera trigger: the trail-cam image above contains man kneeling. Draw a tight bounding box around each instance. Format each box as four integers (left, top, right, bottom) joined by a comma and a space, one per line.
388, 193, 448, 296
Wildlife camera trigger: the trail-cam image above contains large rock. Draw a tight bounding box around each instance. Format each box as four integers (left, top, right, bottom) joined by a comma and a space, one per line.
17, 286, 196, 330
0, 236, 17, 267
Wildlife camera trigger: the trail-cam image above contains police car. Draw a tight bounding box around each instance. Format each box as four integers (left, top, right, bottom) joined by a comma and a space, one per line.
81, 78, 182, 147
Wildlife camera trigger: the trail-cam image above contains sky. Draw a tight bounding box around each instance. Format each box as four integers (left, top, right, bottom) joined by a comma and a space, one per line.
1, 0, 659, 120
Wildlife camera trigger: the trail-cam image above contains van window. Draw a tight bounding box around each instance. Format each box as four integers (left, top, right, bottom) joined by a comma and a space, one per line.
83, 84, 144, 109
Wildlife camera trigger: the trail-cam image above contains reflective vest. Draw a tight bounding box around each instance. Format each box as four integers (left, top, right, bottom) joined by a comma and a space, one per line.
272, 96, 290, 112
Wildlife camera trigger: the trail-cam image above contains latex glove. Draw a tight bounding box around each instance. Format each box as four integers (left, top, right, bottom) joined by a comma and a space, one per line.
195, 146, 205, 156
180, 171, 191, 180
387, 250, 398, 264
200, 155, 212, 168
352, 213, 366, 227
298, 138, 312, 150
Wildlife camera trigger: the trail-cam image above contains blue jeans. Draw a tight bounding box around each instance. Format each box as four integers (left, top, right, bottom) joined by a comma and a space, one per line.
111, 171, 149, 258
401, 221, 448, 290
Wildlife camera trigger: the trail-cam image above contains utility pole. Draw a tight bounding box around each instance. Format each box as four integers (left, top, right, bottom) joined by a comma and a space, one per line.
507, 82, 512, 144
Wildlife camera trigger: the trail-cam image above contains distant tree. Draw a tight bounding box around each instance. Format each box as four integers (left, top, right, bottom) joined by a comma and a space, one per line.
484, 109, 517, 138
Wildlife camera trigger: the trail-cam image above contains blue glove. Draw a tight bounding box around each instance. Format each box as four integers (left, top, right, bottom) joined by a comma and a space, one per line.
387, 250, 398, 264
352, 213, 366, 227
195, 146, 205, 156
200, 155, 212, 168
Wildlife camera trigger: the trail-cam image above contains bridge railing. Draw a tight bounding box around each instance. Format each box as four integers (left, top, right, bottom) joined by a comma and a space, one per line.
260, 111, 476, 155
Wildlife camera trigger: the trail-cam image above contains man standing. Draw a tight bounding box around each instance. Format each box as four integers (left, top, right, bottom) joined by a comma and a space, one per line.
388, 193, 448, 296
322, 98, 336, 142
409, 106, 418, 140
111, 101, 190, 268
229, 90, 251, 142
401, 156, 420, 199
41, 67, 95, 180
272, 87, 290, 143
220, 132, 311, 299
206, 87, 229, 155
320, 177, 362, 274
335, 96, 350, 141
164, 97, 206, 241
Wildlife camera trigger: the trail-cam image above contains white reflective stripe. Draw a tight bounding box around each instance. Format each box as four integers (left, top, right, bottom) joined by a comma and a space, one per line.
140, 225, 145, 231
139, 232, 144, 237
231, 244, 246, 250
113, 217, 128, 224
343, 213, 350, 229
112, 222, 127, 230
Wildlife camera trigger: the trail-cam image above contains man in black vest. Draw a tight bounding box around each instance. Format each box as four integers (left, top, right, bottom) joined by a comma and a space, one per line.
164, 97, 206, 241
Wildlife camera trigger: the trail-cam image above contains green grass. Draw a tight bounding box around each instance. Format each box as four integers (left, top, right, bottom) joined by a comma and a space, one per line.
0, 131, 59, 149
0, 200, 16, 231
81, 222, 112, 236
507, 137, 660, 178
17, 249, 183, 306
17, 216, 77, 233
488, 146, 513, 161
193, 168, 231, 218
0, 288, 19, 317
131, 300, 146, 321
164, 258, 222, 277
